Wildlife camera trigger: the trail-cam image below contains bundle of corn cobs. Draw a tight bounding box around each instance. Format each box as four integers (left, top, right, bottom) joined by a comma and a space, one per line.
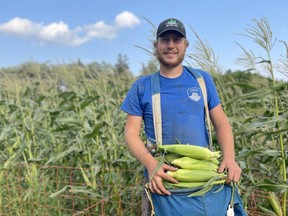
155, 144, 227, 197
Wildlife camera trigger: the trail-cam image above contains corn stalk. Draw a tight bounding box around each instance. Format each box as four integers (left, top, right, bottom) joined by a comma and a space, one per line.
237, 18, 287, 215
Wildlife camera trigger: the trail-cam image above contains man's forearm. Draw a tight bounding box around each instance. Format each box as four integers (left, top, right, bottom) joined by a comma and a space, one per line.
215, 120, 235, 161
125, 133, 158, 171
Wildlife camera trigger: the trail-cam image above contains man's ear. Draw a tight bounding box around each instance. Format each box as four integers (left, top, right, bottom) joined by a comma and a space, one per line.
186, 39, 189, 48
153, 40, 157, 48
153, 41, 157, 56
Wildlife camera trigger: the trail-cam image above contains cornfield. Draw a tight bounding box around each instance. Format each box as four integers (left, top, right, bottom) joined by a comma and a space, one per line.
0, 18, 288, 215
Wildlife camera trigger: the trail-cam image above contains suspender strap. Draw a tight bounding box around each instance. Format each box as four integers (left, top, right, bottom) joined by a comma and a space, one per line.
151, 71, 162, 145
151, 66, 213, 150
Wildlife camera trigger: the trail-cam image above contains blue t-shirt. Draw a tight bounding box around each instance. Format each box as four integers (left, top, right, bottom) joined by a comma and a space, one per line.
121, 67, 220, 147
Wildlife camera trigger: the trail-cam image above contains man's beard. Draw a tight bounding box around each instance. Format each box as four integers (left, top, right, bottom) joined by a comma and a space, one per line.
156, 50, 185, 68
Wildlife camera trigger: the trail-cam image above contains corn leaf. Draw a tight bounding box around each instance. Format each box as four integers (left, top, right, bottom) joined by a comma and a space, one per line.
49, 185, 70, 198
226, 83, 288, 104
149, 156, 165, 182
256, 179, 288, 193
258, 206, 277, 216
45, 145, 81, 165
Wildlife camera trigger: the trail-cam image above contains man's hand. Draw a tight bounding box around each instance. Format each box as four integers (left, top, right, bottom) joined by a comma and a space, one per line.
147, 161, 178, 195
218, 159, 242, 183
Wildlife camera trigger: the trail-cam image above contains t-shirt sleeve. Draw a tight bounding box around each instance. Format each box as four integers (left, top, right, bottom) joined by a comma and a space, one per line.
120, 80, 143, 116
203, 72, 221, 110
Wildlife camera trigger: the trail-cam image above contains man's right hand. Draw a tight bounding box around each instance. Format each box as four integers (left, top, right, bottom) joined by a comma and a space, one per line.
147, 161, 178, 195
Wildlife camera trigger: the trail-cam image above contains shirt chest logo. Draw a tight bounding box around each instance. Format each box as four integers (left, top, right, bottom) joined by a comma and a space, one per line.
187, 87, 201, 102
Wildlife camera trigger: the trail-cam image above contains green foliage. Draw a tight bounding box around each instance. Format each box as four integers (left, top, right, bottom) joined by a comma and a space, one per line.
140, 59, 159, 75
0, 61, 141, 214
115, 53, 131, 76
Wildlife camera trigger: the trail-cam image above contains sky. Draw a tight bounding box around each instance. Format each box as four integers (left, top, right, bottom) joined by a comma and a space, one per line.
0, 0, 287, 79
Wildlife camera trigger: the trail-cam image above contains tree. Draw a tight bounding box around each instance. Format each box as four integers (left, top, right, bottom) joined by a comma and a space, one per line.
115, 54, 130, 75
140, 59, 159, 76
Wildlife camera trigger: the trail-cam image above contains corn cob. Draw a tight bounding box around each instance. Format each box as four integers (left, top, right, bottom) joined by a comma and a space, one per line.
164, 179, 226, 189
158, 144, 221, 160
268, 192, 283, 216
207, 158, 220, 165
165, 153, 182, 164
154, 153, 181, 166
171, 156, 218, 171
172, 156, 204, 165
167, 169, 226, 182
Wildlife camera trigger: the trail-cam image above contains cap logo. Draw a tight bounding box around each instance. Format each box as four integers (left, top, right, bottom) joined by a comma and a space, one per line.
165, 19, 178, 28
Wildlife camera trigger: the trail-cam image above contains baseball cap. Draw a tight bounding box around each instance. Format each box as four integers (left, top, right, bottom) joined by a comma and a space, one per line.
156, 18, 186, 38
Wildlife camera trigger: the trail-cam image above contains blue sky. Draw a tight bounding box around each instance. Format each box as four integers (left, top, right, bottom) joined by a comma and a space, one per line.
0, 0, 287, 78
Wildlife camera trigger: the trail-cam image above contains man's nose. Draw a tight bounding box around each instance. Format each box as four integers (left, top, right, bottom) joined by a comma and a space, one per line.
167, 39, 175, 47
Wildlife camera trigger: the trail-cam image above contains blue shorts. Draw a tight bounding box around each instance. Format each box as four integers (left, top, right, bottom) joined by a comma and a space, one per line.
151, 184, 247, 216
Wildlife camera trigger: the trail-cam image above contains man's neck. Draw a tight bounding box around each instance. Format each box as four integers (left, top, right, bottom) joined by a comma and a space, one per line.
159, 65, 183, 78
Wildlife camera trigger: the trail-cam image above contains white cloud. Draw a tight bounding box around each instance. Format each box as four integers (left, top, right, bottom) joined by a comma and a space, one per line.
0, 17, 41, 37
115, 11, 140, 28
84, 21, 117, 40
0, 11, 140, 46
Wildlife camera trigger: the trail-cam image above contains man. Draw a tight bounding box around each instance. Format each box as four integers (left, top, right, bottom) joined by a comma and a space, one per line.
121, 18, 246, 216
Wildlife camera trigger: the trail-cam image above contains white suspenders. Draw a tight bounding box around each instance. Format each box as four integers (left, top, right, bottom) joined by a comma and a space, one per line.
150, 66, 213, 150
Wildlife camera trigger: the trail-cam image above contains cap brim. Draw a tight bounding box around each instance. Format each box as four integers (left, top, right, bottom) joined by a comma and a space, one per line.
157, 28, 186, 38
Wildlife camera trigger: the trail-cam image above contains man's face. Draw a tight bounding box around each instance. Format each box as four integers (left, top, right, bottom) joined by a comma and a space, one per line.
155, 31, 187, 68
